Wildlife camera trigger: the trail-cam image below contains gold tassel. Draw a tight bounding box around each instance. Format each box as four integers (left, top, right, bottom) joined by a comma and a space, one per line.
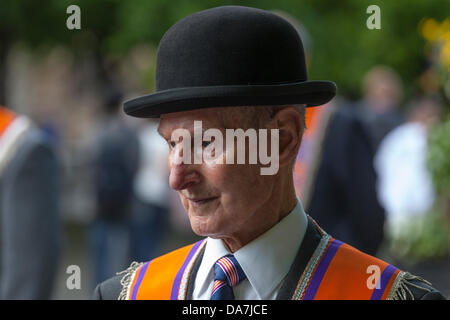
117, 261, 144, 300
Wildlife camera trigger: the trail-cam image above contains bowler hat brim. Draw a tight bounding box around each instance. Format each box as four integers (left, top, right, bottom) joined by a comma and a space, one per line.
124, 80, 336, 118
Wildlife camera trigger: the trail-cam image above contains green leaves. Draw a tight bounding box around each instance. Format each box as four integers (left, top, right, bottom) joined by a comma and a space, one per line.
389, 118, 450, 262
427, 117, 450, 196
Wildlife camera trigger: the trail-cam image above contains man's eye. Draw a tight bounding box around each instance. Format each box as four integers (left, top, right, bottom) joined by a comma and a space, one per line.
169, 141, 176, 148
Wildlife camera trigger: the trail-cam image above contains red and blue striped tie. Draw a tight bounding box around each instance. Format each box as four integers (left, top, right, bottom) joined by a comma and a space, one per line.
211, 254, 247, 300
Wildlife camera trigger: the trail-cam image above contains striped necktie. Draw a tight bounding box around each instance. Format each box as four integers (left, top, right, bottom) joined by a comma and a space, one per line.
211, 254, 246, 300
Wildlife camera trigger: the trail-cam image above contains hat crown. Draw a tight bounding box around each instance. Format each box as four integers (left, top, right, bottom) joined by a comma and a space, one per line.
155, 6, 307, 91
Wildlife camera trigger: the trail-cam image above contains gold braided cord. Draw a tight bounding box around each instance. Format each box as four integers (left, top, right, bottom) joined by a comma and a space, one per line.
291, 233, 331, 300
177, 240, 207, 300
117, 261, 144, 300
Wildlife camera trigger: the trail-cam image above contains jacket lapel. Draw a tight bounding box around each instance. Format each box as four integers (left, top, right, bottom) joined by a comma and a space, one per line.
276, 216, 323, 300
185, 245, 205, 299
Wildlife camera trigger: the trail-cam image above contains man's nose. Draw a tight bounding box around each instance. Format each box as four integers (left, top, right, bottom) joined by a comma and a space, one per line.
169, 145, 200, 190
169, 163, 200, 191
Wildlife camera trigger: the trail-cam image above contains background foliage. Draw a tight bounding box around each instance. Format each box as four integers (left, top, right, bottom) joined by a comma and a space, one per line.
2, 0, 450, 102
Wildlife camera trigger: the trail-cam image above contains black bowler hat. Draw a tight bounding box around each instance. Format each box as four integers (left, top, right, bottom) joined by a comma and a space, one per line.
124, 5, 336, 118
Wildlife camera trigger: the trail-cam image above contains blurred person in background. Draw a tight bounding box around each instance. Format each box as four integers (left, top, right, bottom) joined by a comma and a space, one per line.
130, 119, 170, 262
283, 12, 385, 256
374, 96, 442, 240
357, 66, 405, 152
299, 98, 386, 256
90, 87, 140, 285
0, 105, 61, 299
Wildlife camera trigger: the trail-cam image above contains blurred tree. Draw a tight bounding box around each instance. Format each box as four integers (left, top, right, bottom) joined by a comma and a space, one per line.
0, 0, 122, 104
0, 1, 63, 104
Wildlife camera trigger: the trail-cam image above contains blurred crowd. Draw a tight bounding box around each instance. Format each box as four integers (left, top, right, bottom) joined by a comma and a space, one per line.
295, 66, 445, 258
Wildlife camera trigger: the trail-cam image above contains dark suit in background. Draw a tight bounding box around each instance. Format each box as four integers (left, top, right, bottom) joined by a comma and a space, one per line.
0, 113, 61, 299
306, 105, 385, 256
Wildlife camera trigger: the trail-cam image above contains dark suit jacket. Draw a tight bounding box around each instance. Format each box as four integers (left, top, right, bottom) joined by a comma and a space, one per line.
93, 218, 445, 300
0, 127, 61, 299
307, 105, 385, 256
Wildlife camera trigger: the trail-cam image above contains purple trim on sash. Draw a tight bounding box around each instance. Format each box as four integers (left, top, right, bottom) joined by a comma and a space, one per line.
170, 239, 205, 300
130, 261, 150, 300
302, 239, 343, 300
370, 264, 397, 300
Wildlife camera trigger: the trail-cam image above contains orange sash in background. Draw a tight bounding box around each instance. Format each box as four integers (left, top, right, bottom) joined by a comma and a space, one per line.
0, 106, 16, 137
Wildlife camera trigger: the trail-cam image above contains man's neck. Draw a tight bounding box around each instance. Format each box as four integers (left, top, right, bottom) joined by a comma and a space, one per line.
220, 182, 298, 252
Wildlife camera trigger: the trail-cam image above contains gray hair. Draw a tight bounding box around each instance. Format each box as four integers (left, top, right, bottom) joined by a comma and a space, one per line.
257, 105, 306, 171
222, 104, 306, 130
258, 104, 306, 129
220, 104, 306, 171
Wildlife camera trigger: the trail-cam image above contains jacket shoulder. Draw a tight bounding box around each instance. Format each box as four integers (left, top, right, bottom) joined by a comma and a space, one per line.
92, 275, 123, 300
336, 240, 446, 300
92, 261, 145, 300
389, 272, 446, 300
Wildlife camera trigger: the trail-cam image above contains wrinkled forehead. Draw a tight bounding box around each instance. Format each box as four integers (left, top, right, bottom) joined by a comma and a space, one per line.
157, 107, 230, 138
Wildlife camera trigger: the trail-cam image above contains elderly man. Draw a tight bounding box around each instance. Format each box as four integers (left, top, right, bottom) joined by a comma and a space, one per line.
93, 6, 444, 300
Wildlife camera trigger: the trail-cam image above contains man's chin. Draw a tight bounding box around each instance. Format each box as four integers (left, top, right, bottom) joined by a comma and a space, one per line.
189, 217, 223, 238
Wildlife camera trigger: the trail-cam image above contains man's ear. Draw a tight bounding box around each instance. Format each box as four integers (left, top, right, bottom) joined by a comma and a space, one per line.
271, 107, 304, 168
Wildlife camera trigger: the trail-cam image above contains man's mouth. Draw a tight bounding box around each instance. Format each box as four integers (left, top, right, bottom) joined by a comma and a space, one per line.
187, 196, 219, 206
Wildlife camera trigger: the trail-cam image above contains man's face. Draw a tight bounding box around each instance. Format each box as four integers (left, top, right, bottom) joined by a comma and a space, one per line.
158, 107, 274, 240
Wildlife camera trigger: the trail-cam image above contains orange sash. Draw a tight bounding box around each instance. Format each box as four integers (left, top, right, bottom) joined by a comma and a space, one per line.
124, 236, 400, 300
126, 240, 206, 300
292, 236, 400, 300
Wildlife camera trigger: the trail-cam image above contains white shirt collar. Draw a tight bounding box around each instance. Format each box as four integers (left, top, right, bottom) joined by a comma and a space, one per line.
194, 199, 308, 299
